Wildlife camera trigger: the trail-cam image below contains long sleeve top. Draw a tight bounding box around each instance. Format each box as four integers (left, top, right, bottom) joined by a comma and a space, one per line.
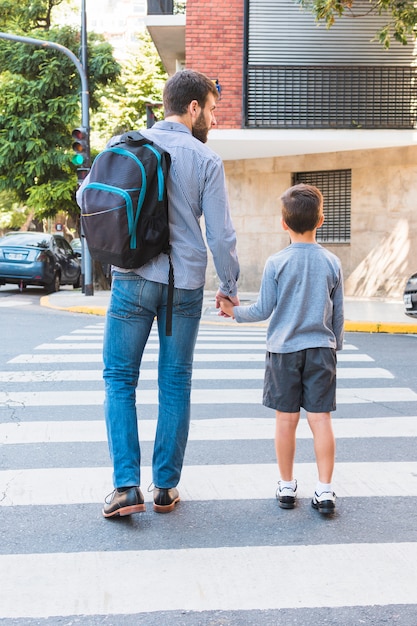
233, 243, 344, 353
76, 121, 239, 295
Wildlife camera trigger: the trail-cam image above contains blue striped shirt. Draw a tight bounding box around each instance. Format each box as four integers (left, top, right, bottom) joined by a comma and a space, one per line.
126, 121, 239, 295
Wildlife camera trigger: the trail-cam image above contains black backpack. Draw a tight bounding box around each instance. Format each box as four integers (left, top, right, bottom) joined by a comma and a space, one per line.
79, 130, 174, 334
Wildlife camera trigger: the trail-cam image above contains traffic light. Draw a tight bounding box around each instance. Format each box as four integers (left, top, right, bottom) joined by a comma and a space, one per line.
71, 127, 89, 167
76, 167, 90, 185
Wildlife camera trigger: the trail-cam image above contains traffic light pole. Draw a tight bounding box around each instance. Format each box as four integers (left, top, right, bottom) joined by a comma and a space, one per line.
79, 0, 93, 296
0, 26, 94, 296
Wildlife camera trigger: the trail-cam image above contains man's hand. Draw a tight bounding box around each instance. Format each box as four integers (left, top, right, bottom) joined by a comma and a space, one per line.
215, 290, 240, 317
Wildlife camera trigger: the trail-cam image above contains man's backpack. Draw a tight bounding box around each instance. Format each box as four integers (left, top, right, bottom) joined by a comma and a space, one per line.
79, 130, 174, 334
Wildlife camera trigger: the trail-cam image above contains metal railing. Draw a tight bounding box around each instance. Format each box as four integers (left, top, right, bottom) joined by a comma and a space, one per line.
246, 65, 417, 129
147, 0, 186, 14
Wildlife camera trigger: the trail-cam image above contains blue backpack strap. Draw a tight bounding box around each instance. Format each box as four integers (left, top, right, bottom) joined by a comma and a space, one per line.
105, 147, 147, 249
143, 143, 165, 202
114, 131, 173, 336
88, 147, 147, 249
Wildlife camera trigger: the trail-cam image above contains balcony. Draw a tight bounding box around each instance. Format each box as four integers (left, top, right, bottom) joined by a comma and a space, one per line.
146, 0, 185, 74
246, 65, 417, 129
147, 0, 186, 14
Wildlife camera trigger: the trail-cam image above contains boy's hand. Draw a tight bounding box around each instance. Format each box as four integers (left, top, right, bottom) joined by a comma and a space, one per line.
215, 290, 239, 318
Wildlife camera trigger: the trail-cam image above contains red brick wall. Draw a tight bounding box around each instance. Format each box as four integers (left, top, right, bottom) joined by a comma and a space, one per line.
185, 0, 244, 129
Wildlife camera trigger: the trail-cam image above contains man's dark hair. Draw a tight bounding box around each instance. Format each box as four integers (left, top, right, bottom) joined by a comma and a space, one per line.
163, 69, 218, 116
280, 184, 323, 234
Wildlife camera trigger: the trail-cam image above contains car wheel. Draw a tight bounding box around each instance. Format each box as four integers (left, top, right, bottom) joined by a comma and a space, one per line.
45, 272, 60, 294
73, 273, 81, 289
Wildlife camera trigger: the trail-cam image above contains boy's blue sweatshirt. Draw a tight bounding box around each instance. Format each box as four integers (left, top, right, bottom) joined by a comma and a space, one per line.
233, 243, 344, 353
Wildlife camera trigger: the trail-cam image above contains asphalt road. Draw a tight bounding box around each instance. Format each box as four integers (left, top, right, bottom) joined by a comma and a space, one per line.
1, 288, 417, 625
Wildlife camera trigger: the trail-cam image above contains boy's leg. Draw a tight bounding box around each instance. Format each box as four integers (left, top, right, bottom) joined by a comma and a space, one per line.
306, 411, 335, 483
275, 410, 300, 481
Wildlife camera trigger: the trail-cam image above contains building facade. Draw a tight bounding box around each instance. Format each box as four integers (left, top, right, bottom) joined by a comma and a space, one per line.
146, 0, 417, 298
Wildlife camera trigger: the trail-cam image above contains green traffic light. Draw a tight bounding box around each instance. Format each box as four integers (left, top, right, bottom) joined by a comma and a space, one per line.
71, 127, 89, 168
72, 153, 85, 166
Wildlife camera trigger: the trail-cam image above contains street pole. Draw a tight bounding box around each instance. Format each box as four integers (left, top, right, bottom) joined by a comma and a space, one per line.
79, 0, 94, 296
0, 32, 87, 91
80, 0, 89, 130
0, 21, 94, 296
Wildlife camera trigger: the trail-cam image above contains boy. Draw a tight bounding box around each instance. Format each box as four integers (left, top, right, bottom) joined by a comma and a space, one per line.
219, 183, 344, 514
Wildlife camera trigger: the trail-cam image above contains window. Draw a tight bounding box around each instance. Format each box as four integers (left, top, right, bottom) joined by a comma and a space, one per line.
246, 0, 417, 129
292, 170, 351, 243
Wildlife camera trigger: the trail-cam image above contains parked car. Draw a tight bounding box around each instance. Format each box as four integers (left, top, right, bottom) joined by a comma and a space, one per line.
0, 232, 81, 293
403, 273, 417, 318
70, 237, 82, 254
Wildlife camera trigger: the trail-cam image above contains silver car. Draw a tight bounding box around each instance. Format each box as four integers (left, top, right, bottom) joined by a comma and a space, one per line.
403, 273, 417, 318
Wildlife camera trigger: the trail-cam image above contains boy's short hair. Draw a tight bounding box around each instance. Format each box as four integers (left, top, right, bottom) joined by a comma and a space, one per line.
163, 69, 219, 116
280, 183, 323, 234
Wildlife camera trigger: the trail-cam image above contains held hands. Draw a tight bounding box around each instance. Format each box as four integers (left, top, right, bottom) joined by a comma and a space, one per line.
215, 289, 239, 318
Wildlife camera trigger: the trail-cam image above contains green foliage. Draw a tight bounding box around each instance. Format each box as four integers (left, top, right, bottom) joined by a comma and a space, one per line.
297, 0, 417, 47
0, 1, 167, 225
93, 29, 167, 142
0, 0, 120, 222
0, 0, 66, 32
0, 191, 27, 231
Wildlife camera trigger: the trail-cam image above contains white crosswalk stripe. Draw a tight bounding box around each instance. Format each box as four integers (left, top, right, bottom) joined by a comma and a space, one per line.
2, 543, 416, 618
1, 386, 416, 406
2, 462, 417, 506
0, 366, 394, 382
1, 320, 417, 622
2, 416, 417, 444
8, 350, 373, 364
0, 297, 32, 307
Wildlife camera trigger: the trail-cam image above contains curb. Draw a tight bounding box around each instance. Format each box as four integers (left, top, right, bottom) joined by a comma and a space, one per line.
344, 320, 417, 334
40, 296, 107, 316
40, 295, 417, 334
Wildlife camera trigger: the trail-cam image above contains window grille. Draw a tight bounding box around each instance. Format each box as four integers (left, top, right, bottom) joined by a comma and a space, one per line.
292, 170, 351, 243
246, 66, 417, 129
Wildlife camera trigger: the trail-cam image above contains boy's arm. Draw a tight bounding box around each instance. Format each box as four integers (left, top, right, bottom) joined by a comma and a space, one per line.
332, 269, 345, 350
226, 258, 278, 323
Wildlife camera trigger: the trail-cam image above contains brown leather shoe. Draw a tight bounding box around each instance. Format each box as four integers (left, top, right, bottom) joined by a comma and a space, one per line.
102, 487, 146, 518
153, 487, 180, 513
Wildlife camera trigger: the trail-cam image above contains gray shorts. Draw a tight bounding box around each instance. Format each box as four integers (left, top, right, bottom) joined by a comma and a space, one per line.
263, 347, 337, 413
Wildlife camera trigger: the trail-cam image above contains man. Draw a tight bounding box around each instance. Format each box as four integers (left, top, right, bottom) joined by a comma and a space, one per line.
96, 69, 240, 518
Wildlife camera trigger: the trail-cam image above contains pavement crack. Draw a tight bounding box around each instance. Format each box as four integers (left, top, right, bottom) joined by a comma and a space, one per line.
0, 473, 19, 506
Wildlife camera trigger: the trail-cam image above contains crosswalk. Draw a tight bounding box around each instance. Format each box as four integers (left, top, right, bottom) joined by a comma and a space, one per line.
1, 321, 417, 623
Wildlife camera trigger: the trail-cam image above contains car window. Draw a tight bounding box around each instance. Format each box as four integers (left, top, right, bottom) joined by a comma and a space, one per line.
54, 237, 73, 254
62, 239, 73, 253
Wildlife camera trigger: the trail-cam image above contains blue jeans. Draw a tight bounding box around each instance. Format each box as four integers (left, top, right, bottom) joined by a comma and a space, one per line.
103, 272, 203, 489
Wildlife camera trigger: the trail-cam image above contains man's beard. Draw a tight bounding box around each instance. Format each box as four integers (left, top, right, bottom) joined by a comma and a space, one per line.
192, 110, 209, 143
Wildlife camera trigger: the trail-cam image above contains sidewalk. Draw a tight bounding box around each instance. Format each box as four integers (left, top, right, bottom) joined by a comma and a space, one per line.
41, 289, 417, 334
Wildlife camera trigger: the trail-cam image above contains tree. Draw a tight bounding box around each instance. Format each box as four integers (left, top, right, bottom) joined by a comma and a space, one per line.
0, 191, 34, 233
0, 0, 120, 224
297, 0, 417, 47
93, 29, 167, 142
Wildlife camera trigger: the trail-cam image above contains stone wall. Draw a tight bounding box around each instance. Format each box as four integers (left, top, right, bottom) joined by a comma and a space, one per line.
204, 145, 417, 299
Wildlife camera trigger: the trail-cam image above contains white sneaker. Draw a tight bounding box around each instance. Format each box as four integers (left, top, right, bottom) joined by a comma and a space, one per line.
311, 490, 336, 514
276, 480, 297, 509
